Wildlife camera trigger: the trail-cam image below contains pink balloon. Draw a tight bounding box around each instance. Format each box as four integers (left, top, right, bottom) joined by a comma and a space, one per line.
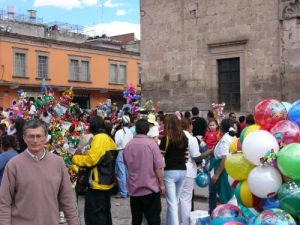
270, 120, 300, 144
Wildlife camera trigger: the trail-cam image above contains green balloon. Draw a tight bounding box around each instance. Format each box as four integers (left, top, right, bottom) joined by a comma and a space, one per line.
278, 181, 300, 217
278, 143, 300, 180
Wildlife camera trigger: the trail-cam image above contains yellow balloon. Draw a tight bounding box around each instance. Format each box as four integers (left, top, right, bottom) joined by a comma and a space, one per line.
229, 138, 241, 152
225, 153, 255, 180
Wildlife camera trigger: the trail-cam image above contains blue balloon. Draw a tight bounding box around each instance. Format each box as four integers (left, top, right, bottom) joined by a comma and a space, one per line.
195, 172, 210, 188
262, 196, 282, 210
282, 102, 293, 113
254, 208, 296, 225
288, 100, 300, 126
247, 217, 257, 225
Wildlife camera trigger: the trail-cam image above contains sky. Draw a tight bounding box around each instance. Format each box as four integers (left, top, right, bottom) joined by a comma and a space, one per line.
0, 0, 141, 39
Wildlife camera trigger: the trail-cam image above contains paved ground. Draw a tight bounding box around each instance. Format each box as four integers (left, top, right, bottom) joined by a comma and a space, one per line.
71, 186, 209, 225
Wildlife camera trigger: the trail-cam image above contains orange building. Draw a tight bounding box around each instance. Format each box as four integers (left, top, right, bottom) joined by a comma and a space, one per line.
0, 20, 140, 109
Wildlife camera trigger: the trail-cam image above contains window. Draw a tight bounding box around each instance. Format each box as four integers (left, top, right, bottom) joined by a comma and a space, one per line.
69, 56, 90, 82
13, 48, 28, 77
36, 51, 49, 79
218, 58, 240, 111
138, 64, 142, 85
109, 61, 127, 84
81, 61, 89, 81
70, 59, 79, 81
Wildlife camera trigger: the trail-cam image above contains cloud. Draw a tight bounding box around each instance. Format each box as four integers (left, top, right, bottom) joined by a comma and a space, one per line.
103, 0, 124, 8
81, 0, 99, 6
85, 21, 140, 39
33, 0, 100, 10
116, 9, 126, 16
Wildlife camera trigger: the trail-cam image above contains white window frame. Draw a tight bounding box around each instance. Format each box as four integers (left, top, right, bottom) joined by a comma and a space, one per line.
36, 51, 50, 79
69, 55, 91, 82
109, 60, 128, 85
13, 48, 28, 77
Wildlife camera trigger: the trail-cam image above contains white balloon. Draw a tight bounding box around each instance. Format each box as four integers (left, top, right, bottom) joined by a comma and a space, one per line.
247, 166, 282, 198
242, 130, 279, 165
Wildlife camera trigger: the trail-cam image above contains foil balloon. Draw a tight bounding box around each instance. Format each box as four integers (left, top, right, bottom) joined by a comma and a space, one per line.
254, 99, 288, 130
277, 181, 300, 217
270, 120, 300, 145
224, 222, 246, 225
253, 208, 296, 225
281, 102, 293, 113
211, 204, 246, 225
288, 100, 300, 126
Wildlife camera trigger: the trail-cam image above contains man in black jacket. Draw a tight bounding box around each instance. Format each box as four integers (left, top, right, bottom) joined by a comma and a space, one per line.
191, 107, 207, 142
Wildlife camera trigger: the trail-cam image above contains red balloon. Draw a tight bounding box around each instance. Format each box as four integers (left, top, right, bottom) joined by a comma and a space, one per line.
254, 99, 288, 130
270, 120, 300, 144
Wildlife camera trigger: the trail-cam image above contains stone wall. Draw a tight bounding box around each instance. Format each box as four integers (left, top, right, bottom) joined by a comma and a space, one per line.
141, 0, 299, 112
280, 0, 300, 102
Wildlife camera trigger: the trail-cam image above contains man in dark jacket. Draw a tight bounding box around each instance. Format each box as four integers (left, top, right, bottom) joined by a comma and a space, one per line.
191, 107, 207, 142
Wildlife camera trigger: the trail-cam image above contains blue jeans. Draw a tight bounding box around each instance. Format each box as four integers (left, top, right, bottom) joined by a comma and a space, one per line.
115, 150, 128, 197
163, 170, 187, 225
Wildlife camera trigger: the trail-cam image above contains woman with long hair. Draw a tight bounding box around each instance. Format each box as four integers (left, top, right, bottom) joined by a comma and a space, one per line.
159, 114, 188, 225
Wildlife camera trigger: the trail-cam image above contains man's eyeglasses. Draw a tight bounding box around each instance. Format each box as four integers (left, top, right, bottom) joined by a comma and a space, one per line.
25, 134, 46, 141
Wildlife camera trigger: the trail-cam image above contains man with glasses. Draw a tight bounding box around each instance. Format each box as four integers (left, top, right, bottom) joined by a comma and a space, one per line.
0, 119, 78, 225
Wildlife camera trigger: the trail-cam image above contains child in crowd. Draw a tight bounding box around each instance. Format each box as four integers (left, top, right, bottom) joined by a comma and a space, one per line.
201, 119, 220, 172
202, 120, 220, 150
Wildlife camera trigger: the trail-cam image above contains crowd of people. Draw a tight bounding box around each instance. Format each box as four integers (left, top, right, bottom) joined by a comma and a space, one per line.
0, 97, 258, 225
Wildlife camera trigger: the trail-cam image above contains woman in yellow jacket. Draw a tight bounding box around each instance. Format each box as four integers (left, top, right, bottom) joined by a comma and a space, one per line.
72, 116, 118, 225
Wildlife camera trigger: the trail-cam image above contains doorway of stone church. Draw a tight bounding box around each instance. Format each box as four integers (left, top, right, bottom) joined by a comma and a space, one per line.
218, 57, 240, 111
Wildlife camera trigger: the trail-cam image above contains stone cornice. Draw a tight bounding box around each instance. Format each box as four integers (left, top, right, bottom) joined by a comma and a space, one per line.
207, 40, 248, 48
280, 0, 300, 20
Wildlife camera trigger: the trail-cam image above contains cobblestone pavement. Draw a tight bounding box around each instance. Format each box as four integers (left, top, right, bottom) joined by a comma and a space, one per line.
71, 187, 209, 225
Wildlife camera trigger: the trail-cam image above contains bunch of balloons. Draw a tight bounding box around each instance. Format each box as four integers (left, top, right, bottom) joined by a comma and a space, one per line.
212, 102, 226, 122
123, 84, 142, 114
223, 98, 300, 224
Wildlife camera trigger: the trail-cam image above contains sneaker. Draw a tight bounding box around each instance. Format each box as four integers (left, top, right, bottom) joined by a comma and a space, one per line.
59, 211, 66, 224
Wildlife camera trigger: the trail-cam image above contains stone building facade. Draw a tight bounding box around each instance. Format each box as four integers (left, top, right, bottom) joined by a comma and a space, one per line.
140, 0, 300, 113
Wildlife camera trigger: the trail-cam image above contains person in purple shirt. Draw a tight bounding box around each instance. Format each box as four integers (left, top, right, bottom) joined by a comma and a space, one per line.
0, 135, 18, 185
123, 119, 165, 225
